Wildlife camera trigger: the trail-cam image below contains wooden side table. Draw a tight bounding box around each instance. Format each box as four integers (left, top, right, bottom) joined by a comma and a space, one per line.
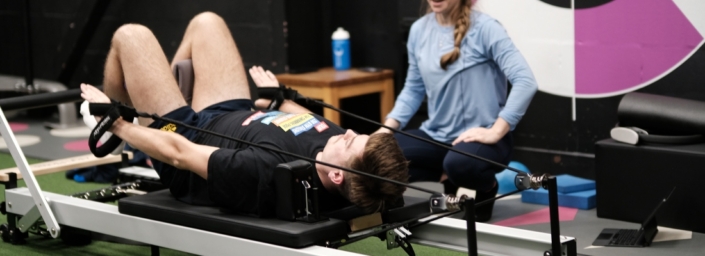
276, 67, 394, 125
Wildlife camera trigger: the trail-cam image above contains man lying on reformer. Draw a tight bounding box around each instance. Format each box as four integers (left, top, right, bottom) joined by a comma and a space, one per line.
79, 12, 409, 217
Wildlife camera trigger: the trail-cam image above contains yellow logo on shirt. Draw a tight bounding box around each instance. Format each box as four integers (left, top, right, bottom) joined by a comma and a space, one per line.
160, 123, 177, 132
279, 114, 314, 131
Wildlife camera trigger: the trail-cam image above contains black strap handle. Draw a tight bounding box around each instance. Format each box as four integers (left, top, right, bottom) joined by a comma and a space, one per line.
257, 84, 305, 110
87, 102, 136, 157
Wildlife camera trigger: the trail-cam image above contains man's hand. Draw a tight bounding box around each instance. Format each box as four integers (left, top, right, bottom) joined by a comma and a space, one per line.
80, 83, 111, 103
249, 66, 280, 109
249, 66, 279, 88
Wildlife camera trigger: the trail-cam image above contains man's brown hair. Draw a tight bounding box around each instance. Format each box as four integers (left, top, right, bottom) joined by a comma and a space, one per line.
344, 133, 409, 213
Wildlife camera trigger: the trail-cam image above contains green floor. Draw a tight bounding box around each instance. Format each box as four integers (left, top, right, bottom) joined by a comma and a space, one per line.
0, 154, 463, 255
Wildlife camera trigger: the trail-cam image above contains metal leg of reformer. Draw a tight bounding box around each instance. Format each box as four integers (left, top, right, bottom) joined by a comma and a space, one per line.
547, 176, 563, 256
34, 81, 79, 129
151, 245, 160, 256
462, 198, 478, 256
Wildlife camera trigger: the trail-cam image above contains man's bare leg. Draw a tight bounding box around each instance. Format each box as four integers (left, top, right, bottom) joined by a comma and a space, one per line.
171, 12, 250, 112
103, 24, 187, 126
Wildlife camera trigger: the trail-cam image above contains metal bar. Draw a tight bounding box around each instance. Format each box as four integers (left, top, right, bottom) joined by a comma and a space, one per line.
17, 205, 41, 232
22, 0, 34, 87
463, 198, 477, 256
0, 107, 60, 238
6, 188, 361, 256
566, 239, 577, 256
6, 173, 18, 188
548, 176, 561, 255
0, 87, 91, 111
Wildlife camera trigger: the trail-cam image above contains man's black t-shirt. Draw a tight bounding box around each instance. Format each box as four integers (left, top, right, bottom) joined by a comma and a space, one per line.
193, 110, 351, 217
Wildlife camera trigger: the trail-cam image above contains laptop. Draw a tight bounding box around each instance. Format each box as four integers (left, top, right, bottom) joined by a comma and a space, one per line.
592, 187, 675, 247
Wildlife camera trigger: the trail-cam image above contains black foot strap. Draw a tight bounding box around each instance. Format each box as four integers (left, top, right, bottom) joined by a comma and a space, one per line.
87, 102, 137, 157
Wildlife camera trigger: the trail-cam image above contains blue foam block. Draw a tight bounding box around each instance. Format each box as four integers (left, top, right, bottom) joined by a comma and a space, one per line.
521, 189, 596, 210
554, 174, 595, 194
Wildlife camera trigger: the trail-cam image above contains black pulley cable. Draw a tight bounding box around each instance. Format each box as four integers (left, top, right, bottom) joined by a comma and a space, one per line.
255, 86, 525, 174
87, 102, 439, 195
299, 98, 527, 175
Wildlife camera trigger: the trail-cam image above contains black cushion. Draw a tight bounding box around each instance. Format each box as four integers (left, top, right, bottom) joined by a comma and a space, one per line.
118, 190, 348, 248
118, 190, 432, 248
618, 92, 705, 135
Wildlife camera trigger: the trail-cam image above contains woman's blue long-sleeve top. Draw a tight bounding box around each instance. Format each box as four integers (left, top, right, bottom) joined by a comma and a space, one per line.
387, 11, 538, 144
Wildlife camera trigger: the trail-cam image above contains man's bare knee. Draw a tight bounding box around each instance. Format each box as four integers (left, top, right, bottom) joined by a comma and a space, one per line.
189, 12, 226, 29
112, 24, 156, 48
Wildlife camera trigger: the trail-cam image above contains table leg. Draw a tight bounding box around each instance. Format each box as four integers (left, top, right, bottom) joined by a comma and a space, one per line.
322, 87, 341, 125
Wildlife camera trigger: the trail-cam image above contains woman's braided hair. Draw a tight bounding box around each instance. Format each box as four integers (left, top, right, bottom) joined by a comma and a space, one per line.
426, 0, 473, 69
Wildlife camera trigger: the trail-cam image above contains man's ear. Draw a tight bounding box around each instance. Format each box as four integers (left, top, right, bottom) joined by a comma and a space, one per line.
328, 169, 344, 185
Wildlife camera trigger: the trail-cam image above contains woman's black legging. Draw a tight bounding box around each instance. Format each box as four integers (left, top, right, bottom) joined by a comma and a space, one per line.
394, 129, 513, 192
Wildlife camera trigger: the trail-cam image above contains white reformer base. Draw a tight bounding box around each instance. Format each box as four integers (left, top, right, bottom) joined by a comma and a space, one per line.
6, 188, 576, 256
411, 216, 575, 255
5, 188, 357, 256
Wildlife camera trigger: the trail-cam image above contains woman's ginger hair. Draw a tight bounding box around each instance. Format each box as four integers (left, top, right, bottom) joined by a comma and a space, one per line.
425, 0, 473, 69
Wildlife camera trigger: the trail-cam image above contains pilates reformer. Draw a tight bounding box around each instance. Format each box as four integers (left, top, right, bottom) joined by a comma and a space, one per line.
0, 86, 578, 256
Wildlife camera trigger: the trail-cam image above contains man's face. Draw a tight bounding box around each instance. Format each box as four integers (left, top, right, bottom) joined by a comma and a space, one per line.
321, 129, 369, 168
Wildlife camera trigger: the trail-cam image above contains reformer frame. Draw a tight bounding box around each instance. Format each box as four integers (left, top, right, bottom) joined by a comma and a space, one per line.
0, 92, 578, 255
4, 187, 577, 256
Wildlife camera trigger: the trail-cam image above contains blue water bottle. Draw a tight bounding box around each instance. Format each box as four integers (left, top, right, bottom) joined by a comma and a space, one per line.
332, 27, 350, 70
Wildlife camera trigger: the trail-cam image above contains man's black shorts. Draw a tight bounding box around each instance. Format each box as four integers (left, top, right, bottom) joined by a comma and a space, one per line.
147, 99, 254, 143
147, 99, 253, 204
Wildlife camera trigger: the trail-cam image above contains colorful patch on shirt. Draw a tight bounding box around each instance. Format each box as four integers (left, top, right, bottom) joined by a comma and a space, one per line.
243, 111, 284, 126
289, 116, 324, 136
242, 111, 265, 126
271, 114, 297, 126
314, 121, 329, 132
160, 123, 177, 132
279, 114, 314, 131
256, 111, 286, 124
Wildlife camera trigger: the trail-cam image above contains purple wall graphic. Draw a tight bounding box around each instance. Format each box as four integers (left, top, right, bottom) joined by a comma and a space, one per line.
575, 0, 702, 95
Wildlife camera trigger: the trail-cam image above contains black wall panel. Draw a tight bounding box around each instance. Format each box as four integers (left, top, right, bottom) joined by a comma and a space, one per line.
2, 1, 704, 180
0, 0, 286, 91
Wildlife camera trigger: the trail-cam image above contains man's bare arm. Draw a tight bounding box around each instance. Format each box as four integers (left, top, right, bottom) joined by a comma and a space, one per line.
111, 119, 217, 179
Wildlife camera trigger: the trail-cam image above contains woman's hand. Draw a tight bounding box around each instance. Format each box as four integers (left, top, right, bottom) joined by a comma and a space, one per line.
452, 127, 503, 145
452, 118, 510, 145
249, 66, 279, 88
